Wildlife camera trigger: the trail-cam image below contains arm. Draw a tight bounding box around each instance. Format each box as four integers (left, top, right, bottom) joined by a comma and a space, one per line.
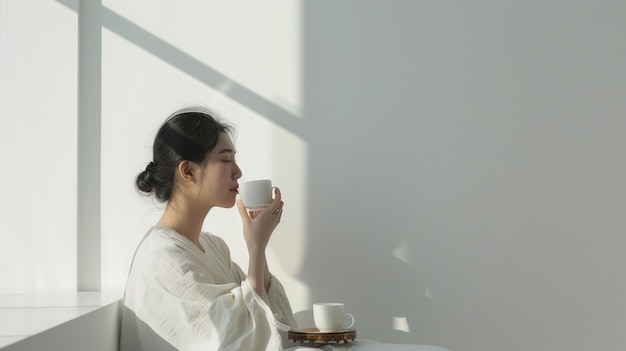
264, 257, 272, 292
244, 250, 271, 299
247, 249, 269, 299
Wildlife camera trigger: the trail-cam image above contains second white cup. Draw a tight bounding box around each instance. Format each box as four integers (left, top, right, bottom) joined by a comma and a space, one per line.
239, 179, 273, 210
313, 303, 355, 332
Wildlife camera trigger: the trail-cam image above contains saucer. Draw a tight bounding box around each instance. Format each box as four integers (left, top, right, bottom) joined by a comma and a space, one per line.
288, 328, 356, 344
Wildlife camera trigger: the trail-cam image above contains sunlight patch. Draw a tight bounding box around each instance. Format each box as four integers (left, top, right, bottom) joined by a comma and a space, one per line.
392, 316, 410, 333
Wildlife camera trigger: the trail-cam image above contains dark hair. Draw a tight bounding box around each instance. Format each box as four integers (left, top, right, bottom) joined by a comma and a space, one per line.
136, 107, 233, 202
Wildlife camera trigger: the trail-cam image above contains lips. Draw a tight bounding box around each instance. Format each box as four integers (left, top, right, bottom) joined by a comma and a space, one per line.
229, 186, 239, 194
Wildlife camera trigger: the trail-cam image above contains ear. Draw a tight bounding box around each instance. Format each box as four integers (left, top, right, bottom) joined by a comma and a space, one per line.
176, 160, 197, 183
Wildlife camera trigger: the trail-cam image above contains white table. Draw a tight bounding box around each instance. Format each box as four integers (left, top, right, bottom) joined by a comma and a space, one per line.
0, 292, 121, 350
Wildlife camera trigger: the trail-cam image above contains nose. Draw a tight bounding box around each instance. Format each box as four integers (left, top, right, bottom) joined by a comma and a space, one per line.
233, 161, 242, 179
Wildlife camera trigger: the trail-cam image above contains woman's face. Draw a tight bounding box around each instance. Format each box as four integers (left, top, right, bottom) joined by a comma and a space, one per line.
198, 132, 242, 209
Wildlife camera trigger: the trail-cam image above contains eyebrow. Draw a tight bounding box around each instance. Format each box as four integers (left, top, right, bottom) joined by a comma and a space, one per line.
218, 148, 236, 154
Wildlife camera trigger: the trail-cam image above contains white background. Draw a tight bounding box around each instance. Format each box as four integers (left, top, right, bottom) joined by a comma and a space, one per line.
1, 1, 625, 350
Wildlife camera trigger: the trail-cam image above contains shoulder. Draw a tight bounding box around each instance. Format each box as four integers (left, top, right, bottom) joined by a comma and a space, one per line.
135, 226, 197, 268
200, 232, 233, 260
200, 231, 228, 249
141, 226, 192, 252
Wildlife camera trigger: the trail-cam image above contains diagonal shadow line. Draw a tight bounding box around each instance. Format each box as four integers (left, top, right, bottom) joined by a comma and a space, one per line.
56, 0, 305, 139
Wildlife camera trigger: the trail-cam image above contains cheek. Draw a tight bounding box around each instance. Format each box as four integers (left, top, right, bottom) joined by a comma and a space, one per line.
202, 164, 234, 188
205, 167, 232, 187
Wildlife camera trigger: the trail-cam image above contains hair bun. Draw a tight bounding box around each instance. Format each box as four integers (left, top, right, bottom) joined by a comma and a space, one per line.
146, 161, 158, 172
136, 162, 158, 194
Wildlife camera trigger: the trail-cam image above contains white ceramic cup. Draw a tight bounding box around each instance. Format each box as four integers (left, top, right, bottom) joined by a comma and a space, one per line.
239, 179, 273, 210
313, 303, 355, 332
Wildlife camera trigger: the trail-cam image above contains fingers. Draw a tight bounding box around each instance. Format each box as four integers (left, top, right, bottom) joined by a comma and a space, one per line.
271, 187, 282, 204
238, 187, 284, 219
268, 187, 283, 213
271, 202, 283, 215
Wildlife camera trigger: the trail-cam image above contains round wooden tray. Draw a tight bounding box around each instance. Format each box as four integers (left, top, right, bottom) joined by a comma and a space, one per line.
288, 328, 357, 344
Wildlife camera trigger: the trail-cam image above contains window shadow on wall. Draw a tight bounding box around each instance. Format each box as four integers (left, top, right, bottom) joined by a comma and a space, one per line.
56, 0, 304, 140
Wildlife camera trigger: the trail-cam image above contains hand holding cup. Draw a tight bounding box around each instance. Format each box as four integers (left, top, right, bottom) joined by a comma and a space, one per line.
236, 179, 284, 253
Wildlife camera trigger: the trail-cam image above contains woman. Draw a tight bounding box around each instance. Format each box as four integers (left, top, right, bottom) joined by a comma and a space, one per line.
119, 107, 298, 350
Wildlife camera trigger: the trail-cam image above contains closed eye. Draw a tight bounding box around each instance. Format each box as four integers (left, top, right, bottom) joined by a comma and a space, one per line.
218, 148, 236, 164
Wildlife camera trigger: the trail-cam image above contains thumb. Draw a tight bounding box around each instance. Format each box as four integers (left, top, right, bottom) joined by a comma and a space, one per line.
236, 199, 250, 222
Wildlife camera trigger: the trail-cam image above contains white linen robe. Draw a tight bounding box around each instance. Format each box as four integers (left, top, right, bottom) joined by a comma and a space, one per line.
120, 225, 299, 351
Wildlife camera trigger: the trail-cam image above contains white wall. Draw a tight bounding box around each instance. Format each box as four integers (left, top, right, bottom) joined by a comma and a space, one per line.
0, 0, 78, 291
2, 1, 625, 350
301, 2, 626, 350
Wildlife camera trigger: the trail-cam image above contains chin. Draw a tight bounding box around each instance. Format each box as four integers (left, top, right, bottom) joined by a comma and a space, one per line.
219, 199, 237, 208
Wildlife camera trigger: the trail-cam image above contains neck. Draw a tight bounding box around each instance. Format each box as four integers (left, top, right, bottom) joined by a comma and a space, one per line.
158, 193, 211, 251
